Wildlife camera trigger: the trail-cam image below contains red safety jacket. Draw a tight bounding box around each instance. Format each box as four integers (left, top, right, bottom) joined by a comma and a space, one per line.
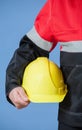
26, 0, 82, 127
27, 0, 82, 52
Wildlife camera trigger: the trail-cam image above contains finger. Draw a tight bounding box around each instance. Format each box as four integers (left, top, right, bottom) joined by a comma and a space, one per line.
13, 92, 29, 109
17, 87, 29, 102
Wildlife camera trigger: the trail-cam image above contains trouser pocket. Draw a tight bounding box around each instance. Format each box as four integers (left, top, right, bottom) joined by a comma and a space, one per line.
60, 65, 82, 113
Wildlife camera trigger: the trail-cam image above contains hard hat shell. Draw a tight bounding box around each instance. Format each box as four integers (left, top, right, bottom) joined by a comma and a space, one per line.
22, 57, 67, 103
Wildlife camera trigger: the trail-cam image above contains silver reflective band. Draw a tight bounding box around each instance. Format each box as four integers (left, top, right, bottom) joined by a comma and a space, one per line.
26, 26, 52, 51
60, 41, 82, 52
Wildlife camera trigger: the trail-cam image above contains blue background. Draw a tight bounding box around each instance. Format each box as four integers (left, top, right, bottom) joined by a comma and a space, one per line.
0, 0, 60, 130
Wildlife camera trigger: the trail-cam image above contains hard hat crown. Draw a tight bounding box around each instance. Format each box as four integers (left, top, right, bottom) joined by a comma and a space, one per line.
22, 57, 67, 103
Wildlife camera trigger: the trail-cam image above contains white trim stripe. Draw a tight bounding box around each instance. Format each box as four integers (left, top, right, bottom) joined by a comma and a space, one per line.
60, 41, 82, 52
26, 26, 52, 51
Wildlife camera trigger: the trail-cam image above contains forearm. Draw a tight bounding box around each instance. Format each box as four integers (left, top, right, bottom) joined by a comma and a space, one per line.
5, 35, 49, 103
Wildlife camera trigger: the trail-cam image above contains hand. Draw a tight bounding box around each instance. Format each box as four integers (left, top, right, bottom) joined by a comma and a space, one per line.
8, 87, 30, 109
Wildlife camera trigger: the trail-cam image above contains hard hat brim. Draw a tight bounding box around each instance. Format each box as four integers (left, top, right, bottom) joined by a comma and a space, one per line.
27, 89, 67, 103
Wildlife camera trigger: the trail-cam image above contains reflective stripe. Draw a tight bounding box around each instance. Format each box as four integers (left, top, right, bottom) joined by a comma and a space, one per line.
60, 41, 82, 52
26, 26, 52, 51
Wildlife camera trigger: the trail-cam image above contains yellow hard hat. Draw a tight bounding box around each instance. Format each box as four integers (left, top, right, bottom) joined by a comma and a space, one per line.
22, 57, 67, 103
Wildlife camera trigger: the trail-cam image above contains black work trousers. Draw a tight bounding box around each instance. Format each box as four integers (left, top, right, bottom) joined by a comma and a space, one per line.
58, 122, 82, 130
